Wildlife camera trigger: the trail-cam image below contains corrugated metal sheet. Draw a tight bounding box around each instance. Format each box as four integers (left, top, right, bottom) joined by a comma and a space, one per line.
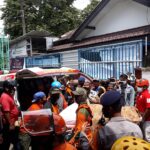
60, 50, 78, 69
79, 40, 143, 79
25, 54, 61, 68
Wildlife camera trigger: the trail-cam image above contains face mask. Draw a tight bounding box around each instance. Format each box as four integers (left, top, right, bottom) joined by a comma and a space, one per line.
122, 81, 127, 84
137, 87, 143, 93
50, 94, 59, 105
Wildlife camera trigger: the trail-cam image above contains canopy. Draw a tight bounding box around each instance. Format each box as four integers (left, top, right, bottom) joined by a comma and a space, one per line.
0, 73, 16, 81
16, 67, 80, 79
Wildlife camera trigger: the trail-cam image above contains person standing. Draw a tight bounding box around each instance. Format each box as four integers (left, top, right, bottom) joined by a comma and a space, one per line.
53, 114, 77, 150
0, 104, 3, 148
69, 87, 93, 149
98, 90, 143, 150
136, 79, 150, 142
45, 87, 67, 114
19, 91, 50, 150
0, 80, 20, 150
118, 74, 135, 106
51, 81, 68, 111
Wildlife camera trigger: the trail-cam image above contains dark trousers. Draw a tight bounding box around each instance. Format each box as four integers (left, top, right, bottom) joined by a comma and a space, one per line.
1, 124, 21, 150
19, 133, 31, 150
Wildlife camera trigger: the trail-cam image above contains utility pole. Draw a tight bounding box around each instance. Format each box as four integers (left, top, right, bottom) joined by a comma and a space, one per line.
20, 0, 26, 35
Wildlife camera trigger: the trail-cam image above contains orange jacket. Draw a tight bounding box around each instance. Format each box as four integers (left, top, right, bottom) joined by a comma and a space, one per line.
69, 103, 93, 145
53, 94, 68, 114
28, 103, 43, 111
52, 104, 59, 114
75, 103, 93, 132
60, 93, 68, 109
53, 142, 77, 150
66, 87, 73, 97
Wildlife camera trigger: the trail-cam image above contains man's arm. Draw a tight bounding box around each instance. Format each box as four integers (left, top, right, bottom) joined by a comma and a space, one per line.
143, 108, 150, 122
4, 111, 15, 130
4, 111, 11, 124
130, 87, 135, 106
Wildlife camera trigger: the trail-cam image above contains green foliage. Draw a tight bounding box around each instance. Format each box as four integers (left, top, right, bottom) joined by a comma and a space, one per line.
1, 0, 81, 39
81, 0, 100, 20
1, 0, 101, 39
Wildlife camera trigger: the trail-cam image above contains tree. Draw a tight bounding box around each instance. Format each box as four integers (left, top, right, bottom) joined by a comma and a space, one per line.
1, 0, 81, 39
81, 0, 100, 20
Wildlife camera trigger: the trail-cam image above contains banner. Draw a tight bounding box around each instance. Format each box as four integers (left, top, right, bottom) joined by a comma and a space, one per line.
10, 58, 24, 70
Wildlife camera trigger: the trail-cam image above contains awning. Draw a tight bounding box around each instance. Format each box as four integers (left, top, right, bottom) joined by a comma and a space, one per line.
16, 67, 80, 79
0, 73, 16, 81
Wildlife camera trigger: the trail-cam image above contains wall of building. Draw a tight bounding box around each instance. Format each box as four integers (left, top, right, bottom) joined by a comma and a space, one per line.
60, 50, 78, 69
10, 40, 27, 58
83, 0, 150, 39
46, 37, 59, 50
142, 69, 150, 90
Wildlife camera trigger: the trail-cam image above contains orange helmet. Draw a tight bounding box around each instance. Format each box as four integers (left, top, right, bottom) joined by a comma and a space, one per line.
136, 79, 149, 87
53, 114, 66, 135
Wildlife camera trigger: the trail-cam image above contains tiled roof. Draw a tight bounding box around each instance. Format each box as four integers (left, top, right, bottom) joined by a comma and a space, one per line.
49, 25, 150, 52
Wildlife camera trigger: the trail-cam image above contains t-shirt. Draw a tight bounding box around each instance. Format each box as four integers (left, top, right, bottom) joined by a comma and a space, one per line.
0, 92, 19, 125
136, 90, 150, 121
98, 117, 143, 150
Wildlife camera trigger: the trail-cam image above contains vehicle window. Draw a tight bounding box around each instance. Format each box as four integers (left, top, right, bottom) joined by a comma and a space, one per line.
17, 77, 54, 110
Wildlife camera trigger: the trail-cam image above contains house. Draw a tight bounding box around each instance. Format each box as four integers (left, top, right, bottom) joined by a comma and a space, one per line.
49, 0, 150, 79
10, 30, 59, 70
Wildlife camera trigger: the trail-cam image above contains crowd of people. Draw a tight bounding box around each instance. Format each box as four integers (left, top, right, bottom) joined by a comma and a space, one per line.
0, 73, 150, 150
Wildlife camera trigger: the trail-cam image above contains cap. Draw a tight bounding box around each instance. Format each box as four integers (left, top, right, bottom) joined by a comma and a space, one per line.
92, 79, 99, 82
50, 87, 61, 95
72, 87, 87, 97
100, 90, 121, 106
119, 74, 128, 79
78, 77, 85, 82
32, 91, 46, 103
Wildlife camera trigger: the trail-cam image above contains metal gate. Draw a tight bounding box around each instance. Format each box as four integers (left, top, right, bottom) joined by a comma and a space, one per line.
79, 40, 143, 79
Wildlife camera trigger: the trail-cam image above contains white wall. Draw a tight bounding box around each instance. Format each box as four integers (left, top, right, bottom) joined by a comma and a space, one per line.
45, 37, 59, 50
81, 0, 150, 39
10, 40, 27, 58
142, 70, 150, 90
143, 71, 150, 80
61, 50, 79, 69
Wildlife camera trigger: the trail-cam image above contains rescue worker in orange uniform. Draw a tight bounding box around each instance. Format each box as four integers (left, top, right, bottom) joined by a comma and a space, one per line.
136, 79, 150, 142
44, 87, 68, 114
69, 87, 93, 149
53, 114, 77, 150
19, 91, 47, 150
50, 81, 68, 112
